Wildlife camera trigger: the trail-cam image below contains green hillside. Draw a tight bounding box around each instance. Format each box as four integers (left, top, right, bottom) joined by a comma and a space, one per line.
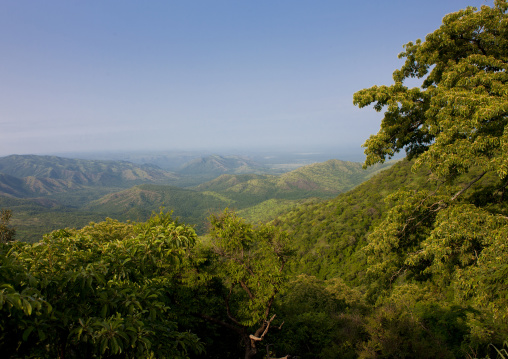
195, 159, 394, 204
272, 159, 431, 282
86, 184, 231, 234
0, 195, 106, 243
1, 155, 391, 241
178, 154, 266, 175
86, 159, 395, 234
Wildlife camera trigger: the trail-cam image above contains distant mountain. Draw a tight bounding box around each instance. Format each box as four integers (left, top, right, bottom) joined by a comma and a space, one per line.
195, 159, 394, 203
0, 173, 31, 198
177, 155, 266, 176
0, 155, 179, 197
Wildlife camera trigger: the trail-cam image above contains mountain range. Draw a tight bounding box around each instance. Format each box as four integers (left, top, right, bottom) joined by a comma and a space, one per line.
0, 153, 394, 241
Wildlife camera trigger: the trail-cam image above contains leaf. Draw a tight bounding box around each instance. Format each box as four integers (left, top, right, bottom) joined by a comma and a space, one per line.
22, 299, 32, 316
22, 326, 34, 341
38, 329, 46, 341
100, 338, 109, 354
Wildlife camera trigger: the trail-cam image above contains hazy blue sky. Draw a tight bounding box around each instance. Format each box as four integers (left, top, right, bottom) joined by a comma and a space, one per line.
0, 0, 493, 157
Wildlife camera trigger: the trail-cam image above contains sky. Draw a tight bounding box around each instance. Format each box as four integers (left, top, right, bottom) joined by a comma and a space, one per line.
0, 0, 494, 158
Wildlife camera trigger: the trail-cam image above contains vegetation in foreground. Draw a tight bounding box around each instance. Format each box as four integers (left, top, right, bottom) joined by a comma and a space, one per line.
1, 1, 508, 358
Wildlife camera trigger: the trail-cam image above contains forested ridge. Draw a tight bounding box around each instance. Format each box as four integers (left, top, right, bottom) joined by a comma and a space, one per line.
1, 2, 508, 358
1, 157, 387, 241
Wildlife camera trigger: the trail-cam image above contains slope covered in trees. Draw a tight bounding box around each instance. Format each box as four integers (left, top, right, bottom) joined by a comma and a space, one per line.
0, 155, 179, 191
2, 157, 390, 241
195, 159, 391, 201
273, 159, 431, 282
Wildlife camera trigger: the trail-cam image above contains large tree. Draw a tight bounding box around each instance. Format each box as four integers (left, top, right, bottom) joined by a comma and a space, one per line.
181, 209, 294, 359
354, 0, 508, 347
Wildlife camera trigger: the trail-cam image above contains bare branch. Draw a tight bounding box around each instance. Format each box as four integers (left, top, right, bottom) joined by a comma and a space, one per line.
249, 314, 276, 341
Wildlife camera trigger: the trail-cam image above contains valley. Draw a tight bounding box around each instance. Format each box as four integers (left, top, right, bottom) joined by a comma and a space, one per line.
0, 153, 392, 241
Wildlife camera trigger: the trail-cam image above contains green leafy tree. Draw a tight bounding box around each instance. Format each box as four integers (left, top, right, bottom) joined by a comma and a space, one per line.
186, 209, 294, 359
0, 211, 204, 358
354, 0, 508, 349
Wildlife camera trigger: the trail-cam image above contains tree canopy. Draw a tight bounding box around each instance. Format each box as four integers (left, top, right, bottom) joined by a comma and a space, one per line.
0, 212, 204, 358
354, 0, 508, 346
354, 0, 508, 178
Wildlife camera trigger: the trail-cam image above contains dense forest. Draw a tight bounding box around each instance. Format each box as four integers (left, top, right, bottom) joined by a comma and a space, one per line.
1, 2, 508, 358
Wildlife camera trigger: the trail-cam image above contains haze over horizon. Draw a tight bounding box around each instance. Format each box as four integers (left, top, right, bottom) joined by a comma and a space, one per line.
1, 1, 492, 158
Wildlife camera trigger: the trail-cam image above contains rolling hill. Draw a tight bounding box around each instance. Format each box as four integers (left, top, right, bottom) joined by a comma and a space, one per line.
85, 184, 231, 234
1, 154, 395, 240
87, 159, 395, 232
0, 155, 179, 195
194, 159, 394, 203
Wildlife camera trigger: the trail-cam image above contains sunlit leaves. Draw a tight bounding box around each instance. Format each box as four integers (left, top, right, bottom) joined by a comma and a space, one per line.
0, 209, 16, 243
0, 211, 203, 358
354, 1, 508, 349
354, 2, 508, 179
207, 209, 294, 328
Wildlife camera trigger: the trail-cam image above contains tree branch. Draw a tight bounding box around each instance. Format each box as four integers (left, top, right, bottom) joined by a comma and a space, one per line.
263, 296, 275, 320
225, 285, 243, 327
249, 314, 276, 341
199, 313, 244, 334
239, 280, 255, 300
451, 171, 487, 201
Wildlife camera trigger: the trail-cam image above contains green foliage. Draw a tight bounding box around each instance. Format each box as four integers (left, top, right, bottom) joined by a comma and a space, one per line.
0, 211, 204, 358
354, 1, 508, 173
238, 198, 308, 223
359, 284, 471, 359
272, 275, 368, 359
178, 209, 295, 359
273, 159, 428, 283
481, 340, 508, 359
207, 209, 294, 327
0, 208, 16, 243
352, 0, 508, 353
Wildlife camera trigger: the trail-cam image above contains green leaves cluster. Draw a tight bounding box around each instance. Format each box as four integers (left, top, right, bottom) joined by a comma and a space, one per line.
208, 209, 294, 327
354, 1, 508, 178
0, 211, 203, 358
